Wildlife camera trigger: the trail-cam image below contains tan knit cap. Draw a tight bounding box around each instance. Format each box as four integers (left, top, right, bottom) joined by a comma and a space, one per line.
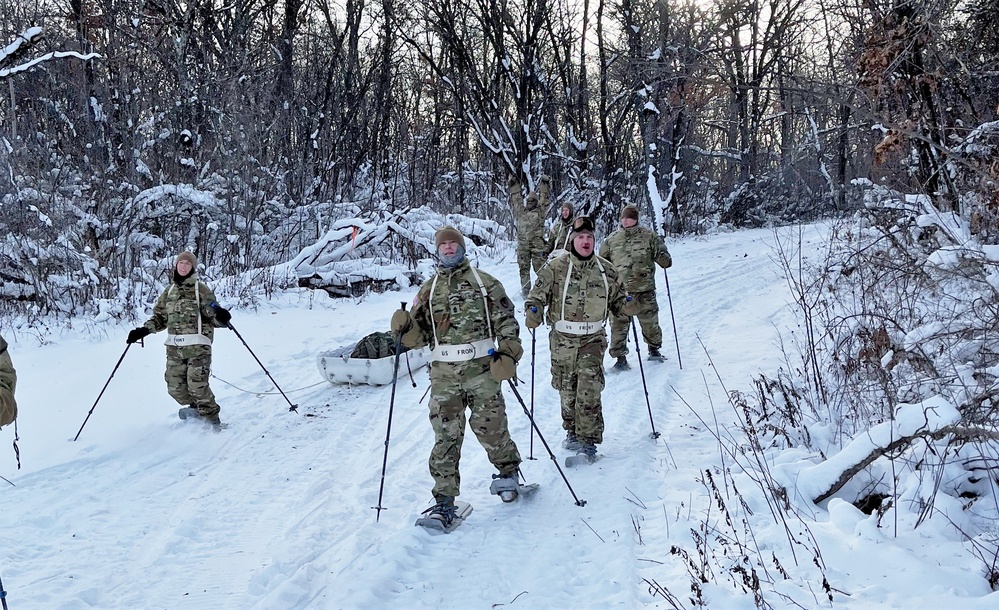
434, 226, 466, 250
176, 251, 198, 267
621, 205, 639, 221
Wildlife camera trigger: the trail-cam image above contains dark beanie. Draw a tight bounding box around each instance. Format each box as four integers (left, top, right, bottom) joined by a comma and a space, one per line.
621, 205, 639, 221
176, 251, 198, 267
434, 226, 466, 250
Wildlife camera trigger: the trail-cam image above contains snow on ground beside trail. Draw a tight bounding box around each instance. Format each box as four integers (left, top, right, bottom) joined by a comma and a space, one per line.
2, 223, 998, 609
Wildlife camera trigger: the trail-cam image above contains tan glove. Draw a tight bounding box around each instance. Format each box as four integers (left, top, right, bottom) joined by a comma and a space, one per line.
622, 295, 640, 317
538, 174, 551, 203
524, 303, 544, 329
496, 339, 524, 363
656, 250, 673, 269
390, 309, 413, 336
489, 355, 515, 382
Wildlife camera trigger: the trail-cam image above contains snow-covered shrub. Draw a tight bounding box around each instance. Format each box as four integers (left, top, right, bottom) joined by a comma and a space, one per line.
286, 205, 510, 298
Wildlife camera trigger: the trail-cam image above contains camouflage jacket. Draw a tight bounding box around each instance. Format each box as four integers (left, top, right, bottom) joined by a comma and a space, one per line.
403, 258, 521, 357
546, 218, 574, 254
0, 335, 16, 428
143, 273, 224, 343
511, 181, 549, 245
526, 251, 629, 332
598, 226, 672, 293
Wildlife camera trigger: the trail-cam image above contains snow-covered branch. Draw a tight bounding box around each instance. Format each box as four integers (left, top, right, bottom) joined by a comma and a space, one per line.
0, 27, 101, 79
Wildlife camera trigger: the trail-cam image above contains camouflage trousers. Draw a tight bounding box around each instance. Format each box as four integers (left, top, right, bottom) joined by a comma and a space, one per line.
517, 236, 548, 292
550, 331, 607, 445
165, 345, 220, 418
427, 359, 522, 500
609, 290, 662, 358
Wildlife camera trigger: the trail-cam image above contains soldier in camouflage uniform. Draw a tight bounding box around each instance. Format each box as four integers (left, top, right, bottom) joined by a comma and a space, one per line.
525, 217, 638, 458
391, 226, 524, 525
546, 201, 575, 258
0, 334, 17, 429
127, 251, 232, 426
512, 174, 551, 293
599, 205, 673, 370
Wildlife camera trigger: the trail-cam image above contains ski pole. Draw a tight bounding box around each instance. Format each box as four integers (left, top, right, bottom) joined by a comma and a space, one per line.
73, 343, 132, 441
225, 321, 298, 412
664, 269, 682, 369
504, 380, 586, 507
0, 572, 8, 610
374, 302, 407, 521
528, 328, 537, 460
631, 318, 660, 439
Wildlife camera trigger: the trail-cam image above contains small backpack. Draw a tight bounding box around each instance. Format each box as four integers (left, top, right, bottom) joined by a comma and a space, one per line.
350, 331, 398, 359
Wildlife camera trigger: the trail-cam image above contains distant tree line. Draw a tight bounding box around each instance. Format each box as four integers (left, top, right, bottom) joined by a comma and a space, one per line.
0, 0, 997, 317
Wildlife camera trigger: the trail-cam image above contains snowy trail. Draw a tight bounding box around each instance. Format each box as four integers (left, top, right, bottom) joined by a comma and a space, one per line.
13, 224, 996, 609
0, 226, 803, 609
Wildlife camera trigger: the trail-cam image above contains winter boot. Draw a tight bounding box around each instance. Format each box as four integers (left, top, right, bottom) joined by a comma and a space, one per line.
613, 356, 630, 371
562, 430, 581, 451
647, 347, 665, 362
423, 496, 457, 527
576, 441, 597, 461
490, 472, 520, 503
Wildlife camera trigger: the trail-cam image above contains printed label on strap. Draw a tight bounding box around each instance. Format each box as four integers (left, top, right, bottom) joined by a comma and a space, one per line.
165, 333, 213, 347
554, 320, 604, 336
432, 338, 495, 362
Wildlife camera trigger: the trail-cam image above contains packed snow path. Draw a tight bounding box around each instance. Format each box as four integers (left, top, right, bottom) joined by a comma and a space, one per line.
7, 225, 995, 609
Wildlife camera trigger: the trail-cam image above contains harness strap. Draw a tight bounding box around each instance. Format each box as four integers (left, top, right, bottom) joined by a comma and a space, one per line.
431, 338, 496, 363
168, 279, 205, 337
428, 265, 495, 353
559, 256, 610, 327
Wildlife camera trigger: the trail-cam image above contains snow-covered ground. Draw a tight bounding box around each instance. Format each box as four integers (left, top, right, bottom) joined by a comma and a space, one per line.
2, 224, 997, 609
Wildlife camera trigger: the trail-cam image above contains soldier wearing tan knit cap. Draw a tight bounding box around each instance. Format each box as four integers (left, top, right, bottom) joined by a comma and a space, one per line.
126, 249, 232, 428
599, 204, 673, 370
390, 224, 525, 524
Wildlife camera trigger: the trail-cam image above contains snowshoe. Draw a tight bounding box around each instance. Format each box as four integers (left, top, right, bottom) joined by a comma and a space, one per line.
178, 407, 225, 431
415, 499, 473, 533
647, 347, 665, 363
489, 473, 540, 502
565, 443, 599, 467
612, 356, 630, 371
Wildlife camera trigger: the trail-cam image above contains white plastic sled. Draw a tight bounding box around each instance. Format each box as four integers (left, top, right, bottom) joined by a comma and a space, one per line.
317, 345, 430, 386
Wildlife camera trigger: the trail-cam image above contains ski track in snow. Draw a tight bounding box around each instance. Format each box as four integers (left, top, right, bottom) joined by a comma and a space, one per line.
12, 224, 990, 609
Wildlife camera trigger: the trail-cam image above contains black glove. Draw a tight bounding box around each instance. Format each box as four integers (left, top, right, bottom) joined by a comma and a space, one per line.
127, 327, 151, 344
214, 306, 232, 326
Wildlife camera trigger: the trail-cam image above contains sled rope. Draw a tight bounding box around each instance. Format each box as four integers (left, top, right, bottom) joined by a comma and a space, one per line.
211, 374, 326, 396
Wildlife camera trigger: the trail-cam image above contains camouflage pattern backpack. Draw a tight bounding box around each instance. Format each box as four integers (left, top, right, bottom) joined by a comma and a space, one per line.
350, 331, 399, 359
0, 335, 17, 428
